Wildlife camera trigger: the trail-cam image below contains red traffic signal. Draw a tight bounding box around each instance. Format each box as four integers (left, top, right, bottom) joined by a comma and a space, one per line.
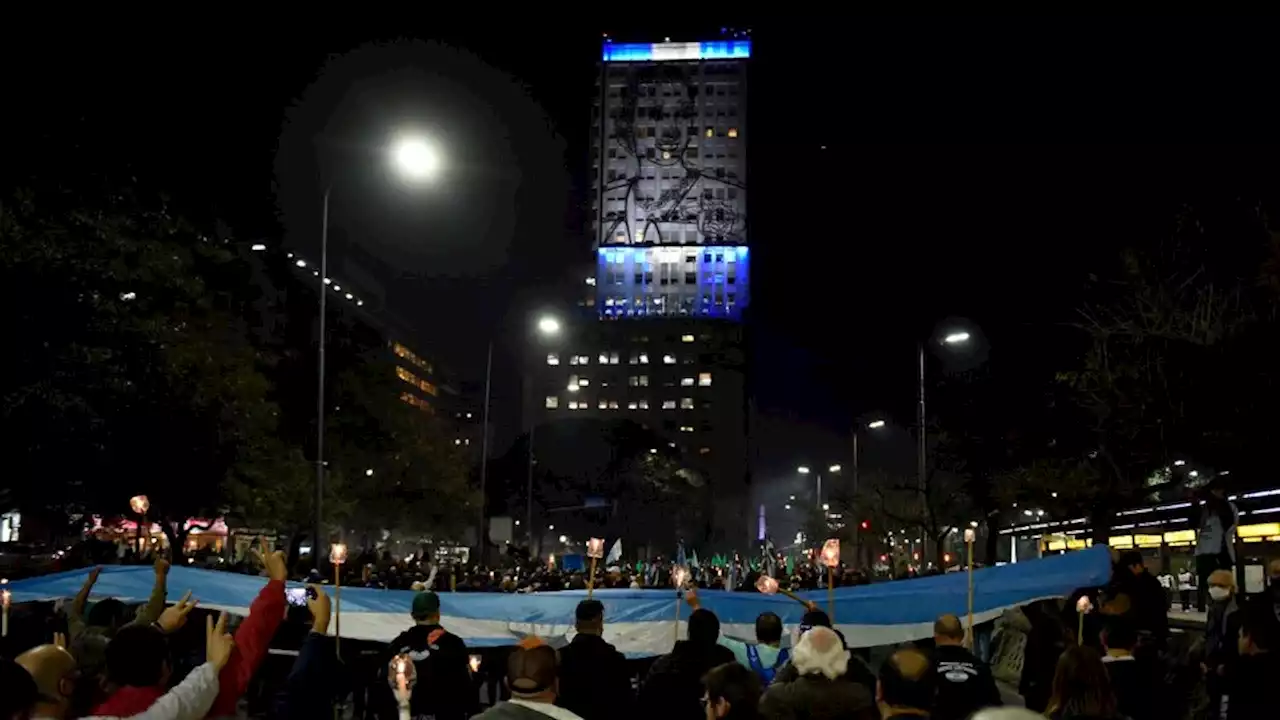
859, 520, 870, 530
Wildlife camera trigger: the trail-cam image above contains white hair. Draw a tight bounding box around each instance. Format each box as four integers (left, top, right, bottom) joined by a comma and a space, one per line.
790, 626, 849, 680
970, 709, 1043, 720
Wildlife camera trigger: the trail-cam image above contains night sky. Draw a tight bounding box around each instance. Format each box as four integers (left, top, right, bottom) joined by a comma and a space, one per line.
7, 19, 1277, 498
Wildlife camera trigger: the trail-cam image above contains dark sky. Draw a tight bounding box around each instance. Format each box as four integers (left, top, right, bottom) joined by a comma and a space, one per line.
7, 18, 1277, 471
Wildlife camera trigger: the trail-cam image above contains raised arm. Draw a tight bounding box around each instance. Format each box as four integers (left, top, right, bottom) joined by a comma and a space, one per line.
68, 566, 103, 640
129, 557, 170, 628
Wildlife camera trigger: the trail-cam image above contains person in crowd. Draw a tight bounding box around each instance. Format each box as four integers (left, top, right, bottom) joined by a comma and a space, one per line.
1043, 645, 1124, 720
771, 608, 876, 695
68, 558, 169, 644
383, 589, 476, 720
685, 589, 789, 686
207, 540, 288, 719
1018, 601, 1071, 713
1177, 566, 1196, 612
701, 662, 762, 720
1226, 595, 1280, 720
90, 590, 200, 716
1, 657, 39, 720
1157, 570, 1174, 611
1099, 617, 1155, 720
1194, 482, 1239, 612
638, 608, 736, 720
759, 626, 877, 720
556, 599, 632, 720
876, 647, 935, 719
15, 639, 79, 720
275, 585, 341, 719
1202, 568, 1240, 719
1113, 551, 1168, 643
930, 614, 1001, 720
473, 638, 583, 720
1265, 559, 1280, 617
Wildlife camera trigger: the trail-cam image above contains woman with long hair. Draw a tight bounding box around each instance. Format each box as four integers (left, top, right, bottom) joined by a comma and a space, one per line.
1044, 646, 1126, 720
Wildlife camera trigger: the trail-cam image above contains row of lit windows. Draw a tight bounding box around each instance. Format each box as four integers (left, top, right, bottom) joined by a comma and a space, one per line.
566, 373, 710, 390
392, 343, 433, 374
549, 352, 695, 366
396, 366, 439, 396
546, 396, 699, 410
399, 392, 433, 413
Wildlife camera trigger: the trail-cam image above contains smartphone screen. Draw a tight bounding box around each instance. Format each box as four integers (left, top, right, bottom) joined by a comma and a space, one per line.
286, 588, 308, 607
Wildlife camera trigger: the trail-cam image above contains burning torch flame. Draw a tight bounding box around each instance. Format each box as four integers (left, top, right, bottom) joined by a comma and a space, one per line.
587, 537, 606, 559
820, 539, 840, 568
755, 575, 779, 595
330, 543, 348, 565
130, 495, 150, 515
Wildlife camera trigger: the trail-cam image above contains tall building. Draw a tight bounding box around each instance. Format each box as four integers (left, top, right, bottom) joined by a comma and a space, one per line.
533, 33, 754, 547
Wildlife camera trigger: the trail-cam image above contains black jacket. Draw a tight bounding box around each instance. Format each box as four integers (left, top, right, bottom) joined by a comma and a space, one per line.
384, 623, 476, 720
1101, 656, 1157, 720
931, 644, 1002, 720
557, 633, 633, 720
759, 672, 878, 720
638, 641, 736, 720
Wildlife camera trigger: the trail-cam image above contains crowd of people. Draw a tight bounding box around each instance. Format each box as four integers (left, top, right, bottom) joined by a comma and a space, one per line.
3, 538, 1280, 719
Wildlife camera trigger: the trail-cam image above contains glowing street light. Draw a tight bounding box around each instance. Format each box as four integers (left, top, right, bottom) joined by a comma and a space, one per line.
537, 316, 562, 336
828, 464, 842, 473
392, 136, 442, 182
797, 466, 811, 475
943, 332, 971, 344
867, 419, 886, 429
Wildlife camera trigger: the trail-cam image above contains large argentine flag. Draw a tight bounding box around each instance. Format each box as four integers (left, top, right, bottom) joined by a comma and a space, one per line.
7, 546, 1109, 657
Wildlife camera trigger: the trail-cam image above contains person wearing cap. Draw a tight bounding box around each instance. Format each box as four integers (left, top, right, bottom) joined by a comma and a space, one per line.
384, 590, 475, 720
473, 637, 584, 720
556, 600, 632, 720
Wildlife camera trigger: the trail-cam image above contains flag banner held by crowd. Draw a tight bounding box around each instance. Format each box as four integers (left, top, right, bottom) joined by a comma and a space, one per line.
6, 545, 1110, 657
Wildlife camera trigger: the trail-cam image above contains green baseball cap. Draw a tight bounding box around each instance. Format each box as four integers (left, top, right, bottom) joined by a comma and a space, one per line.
411, 591, 440, 620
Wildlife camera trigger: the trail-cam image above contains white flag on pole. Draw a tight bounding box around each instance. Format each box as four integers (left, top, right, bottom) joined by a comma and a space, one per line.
605, 538, 622, 565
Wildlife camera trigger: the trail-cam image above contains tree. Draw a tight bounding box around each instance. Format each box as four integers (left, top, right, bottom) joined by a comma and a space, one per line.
0, 186, 280, 547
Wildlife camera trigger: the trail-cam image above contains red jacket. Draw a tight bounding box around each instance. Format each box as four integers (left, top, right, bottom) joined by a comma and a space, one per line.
92, 685, 164, 717
207, 578, 285, 717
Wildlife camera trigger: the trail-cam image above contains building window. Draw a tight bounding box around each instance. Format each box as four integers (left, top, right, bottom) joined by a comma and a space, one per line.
728, 127, 739, 138
568, 401, 579, 410
545, 396, 559, 409
396, 366, 438, 396
680, 425, 694, 433
662, 400, 677, 410
663, 354, 676, 365
681, 397, 695, 409
598, 398, 608, 410
639, 352, 650, 364
610, 351, 620, 365
392, 343, 433, 373
699, 447, 711, 455
698, 372, 712, 387
569, 355, 581, 365
705, 127, 714, 138
681, 334, 695, 343
627, 401, 638, 410
579, 355, 591, 365
681, 377, 695, 387
638, 399, 650, 409
547, 353, 560, 366
599, 352, 609, 364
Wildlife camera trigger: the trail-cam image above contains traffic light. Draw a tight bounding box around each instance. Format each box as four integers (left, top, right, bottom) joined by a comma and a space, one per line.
859, 519, 870, 530
879, 554, 888, 562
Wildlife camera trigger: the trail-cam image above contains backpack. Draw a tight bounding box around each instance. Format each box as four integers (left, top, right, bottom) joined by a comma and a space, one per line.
746, 644, 790, 686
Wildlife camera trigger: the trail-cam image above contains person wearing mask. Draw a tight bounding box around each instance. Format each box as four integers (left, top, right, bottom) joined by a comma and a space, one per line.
1043, 646, 1124, 720
1202, 569, 1240, 720
1194, 483, 1239, 613
685, 590, 789, 686
877, 647, 935, 718
473, 638, 584, 720
556, 599, 632, 720
638, 608, 736, 720
701, 662, 762, 720
384, 590, 476, 720
759, 626, 878, 720
1226, 595, 1280, 720
930, 614, 1001, 720
1099, 617, 1156, 720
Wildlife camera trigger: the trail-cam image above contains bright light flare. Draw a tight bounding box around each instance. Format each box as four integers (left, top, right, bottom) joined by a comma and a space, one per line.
943, 332, 971, 344
867, 419, 886, 429
797, 466, 811, 475
537, 316, 562, 336
392, 136, 441, 181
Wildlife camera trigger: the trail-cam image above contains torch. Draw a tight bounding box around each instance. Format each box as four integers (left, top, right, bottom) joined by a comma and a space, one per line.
586, 537, 605, 598
389, 654, 417, 720
820, 539, 840, 622
964, 526, 976, 648
1076, 595, 1094, 645
330, 542, 348, 653
1, 578, 9, 638
671, 565, 689, 646
130, 495, 150, 557
755, 574, 810, 606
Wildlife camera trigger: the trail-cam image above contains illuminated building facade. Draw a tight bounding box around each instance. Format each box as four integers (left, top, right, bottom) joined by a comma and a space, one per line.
534, 34, 754, 547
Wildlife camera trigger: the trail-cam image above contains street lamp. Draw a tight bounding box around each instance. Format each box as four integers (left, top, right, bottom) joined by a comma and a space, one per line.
798, 464, 839, 509
916, 330, 971, 565
853, 418, 887, 498
522, 315, 564, 555
314, 133, 442, 567
537, 316, 562, 336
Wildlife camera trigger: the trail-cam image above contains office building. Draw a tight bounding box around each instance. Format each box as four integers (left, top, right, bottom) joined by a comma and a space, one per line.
533, 33, 754, 547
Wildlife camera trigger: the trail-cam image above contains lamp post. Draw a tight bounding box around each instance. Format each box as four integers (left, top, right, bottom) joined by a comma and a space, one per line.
917, 331, 969, 566
852, 419, 887, 498
797, 464, 841, 511
522, 315, 562, 556
313, 133, 442, 568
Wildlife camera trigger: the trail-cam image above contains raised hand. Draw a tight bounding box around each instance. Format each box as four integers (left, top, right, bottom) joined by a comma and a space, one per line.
87, 566, 103, 586
251, 537, 288, 582
156, 590, 198, 633
206, 612, 235, 670
53, 632, 67, 649
306, 584, 331, 635
154, 557, 170, 577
